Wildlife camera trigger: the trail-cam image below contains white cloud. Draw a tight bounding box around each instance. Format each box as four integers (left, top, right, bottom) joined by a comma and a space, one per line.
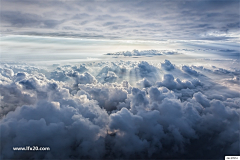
161, 59, 175, 71
106, 50, 180, 57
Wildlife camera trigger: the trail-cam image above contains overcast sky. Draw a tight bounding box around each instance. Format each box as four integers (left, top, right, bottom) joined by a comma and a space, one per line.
1, 0, 239, 41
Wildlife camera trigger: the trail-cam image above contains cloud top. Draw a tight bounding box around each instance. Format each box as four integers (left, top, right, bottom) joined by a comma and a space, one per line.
0, 59, 239, 159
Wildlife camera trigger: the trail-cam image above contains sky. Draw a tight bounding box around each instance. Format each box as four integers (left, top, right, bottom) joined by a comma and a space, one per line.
1, 0, 240, 62
0, 1, 240, 159
1, 0, 240, 41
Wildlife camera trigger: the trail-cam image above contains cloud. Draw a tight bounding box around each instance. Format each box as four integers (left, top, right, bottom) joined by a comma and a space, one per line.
106, 50, 181, 57
182, 65, 199, 76
1, 0, 239, 41
192, 92, 210, 108
0, 100, 108, 159
75, 72, 97, 85
78, 83, 128, 111
97, 71, 118, 83
137, 78, 152, 88
1, 11, 63, 28
130, 61, 160, 84
161, 59, 175, 71
156, 74, 202, 90
0, 59, 239, 159
106, 49, 162, 57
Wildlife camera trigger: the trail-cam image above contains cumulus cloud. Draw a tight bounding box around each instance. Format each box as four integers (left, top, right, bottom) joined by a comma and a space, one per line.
156, 74, 202, 90
137, 78, 152, 88
97, 71, 118, 83
0, 59, 239, 159
75, 72, 97, 85
182, 65, 199, 76
161, 59, 175, 71
130, 61, 160, 84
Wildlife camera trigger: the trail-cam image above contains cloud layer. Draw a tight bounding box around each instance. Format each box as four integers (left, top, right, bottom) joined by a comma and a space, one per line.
106, 49, 180, 57
0, 59, 239, 159
1, 0, 239, 41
